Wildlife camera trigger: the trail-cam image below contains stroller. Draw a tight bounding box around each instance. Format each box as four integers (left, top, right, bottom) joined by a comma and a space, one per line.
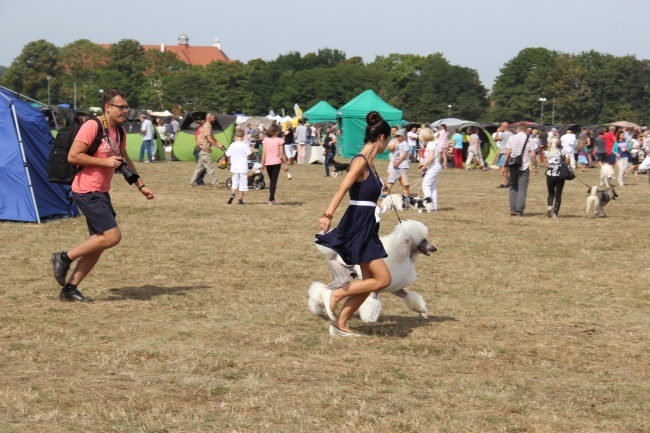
226, 159, 266, 190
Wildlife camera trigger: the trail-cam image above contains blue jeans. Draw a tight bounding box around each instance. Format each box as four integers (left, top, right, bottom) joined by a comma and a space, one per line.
139, 139, 153, 162
324, 151, 334, 176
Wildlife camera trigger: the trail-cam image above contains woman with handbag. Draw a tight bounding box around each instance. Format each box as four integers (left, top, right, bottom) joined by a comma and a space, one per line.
545, 135, 569, 218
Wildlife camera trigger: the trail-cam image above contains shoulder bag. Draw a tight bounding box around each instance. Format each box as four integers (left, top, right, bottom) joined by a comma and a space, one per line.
506, 135, 530, 169
558, 157, 575, 180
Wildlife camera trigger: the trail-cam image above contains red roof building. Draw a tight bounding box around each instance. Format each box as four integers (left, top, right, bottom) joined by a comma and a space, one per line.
99, 34, 231, 66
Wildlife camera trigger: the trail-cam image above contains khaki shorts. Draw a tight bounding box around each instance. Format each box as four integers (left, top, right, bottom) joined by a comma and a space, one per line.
389, 167, 409, 185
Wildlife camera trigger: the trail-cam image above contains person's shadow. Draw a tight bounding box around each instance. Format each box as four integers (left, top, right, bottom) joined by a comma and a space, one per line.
104, 285, 211, 301
355, 314, 457, 338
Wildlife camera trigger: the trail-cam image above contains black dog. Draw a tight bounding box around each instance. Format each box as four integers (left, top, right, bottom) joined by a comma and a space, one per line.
329, 158, 350, 177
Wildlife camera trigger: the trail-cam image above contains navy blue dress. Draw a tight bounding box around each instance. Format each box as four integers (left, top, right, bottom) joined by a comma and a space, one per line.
315, 155, 388, 265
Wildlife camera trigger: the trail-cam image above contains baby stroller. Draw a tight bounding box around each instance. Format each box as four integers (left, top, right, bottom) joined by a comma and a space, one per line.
226, 160, 266, 190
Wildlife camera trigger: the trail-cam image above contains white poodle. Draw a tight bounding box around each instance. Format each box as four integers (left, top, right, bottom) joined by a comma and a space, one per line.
600, 163, 615, 187
308, 219, 436, 323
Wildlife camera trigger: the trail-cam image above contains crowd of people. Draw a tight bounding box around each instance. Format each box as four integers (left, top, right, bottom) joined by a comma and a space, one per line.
187, 114, 650, 219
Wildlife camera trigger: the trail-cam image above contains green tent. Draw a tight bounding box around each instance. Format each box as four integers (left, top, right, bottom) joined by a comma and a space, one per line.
304, 100, 337, 124
171, 112, 237, 162
449, 122, 499, 167
337, 90, 402, 159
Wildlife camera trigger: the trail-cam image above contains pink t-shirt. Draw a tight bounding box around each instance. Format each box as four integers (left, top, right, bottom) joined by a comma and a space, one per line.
71, 120, 126, 193
262, 136, 284, 165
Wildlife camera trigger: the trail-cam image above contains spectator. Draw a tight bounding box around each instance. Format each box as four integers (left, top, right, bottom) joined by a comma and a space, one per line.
560, 129, 576, 169
615, 129, 629, 187
451, 128, 464, 169
386, 129, 411, 198
295, 119, 308, 164
226, 129, 252, 205
544, 134, 568, 218
138, 114, 154, 163
189, 113, 225, 186
322, 126, 338, 177
502, 123, 539, 216
418, 128, 442, 211
436, 124, 449, 168
260, 123, 288, 205
282, 121, 295, 179
625, 131, 642, 179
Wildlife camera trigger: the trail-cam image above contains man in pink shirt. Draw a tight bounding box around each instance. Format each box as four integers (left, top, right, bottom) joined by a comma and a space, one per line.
51, 89, 154, 302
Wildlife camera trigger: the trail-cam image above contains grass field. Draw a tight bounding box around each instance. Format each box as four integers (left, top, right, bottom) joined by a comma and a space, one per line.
1, 159, 648, 432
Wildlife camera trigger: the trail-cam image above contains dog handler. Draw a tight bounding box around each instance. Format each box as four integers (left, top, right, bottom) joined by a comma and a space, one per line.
51, 89, 155, 302
316, 111, 392, 336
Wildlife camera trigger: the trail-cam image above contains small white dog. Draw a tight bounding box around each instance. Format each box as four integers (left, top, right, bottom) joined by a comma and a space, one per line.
308, 220, 437, 323
380, 193, 409, 213
600, 163, 615, 187
586, 185, 618, 218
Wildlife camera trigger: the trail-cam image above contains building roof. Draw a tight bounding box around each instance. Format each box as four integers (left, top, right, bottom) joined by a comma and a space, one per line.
98, 35, 231, 66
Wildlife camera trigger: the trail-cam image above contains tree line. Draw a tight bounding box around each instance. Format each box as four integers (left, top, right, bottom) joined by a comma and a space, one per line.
1, 40, 649, 125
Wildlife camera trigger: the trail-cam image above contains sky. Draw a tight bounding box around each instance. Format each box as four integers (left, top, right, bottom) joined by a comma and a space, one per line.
2, 0, 650, 90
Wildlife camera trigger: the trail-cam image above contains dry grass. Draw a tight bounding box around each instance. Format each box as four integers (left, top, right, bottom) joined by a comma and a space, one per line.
1, 159, 648, 433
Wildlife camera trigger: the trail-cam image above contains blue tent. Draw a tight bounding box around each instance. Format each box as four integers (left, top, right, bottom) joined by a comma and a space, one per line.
0, 88, 78, 223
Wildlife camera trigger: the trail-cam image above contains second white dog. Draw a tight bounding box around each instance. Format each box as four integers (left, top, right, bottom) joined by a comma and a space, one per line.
600, 163, 615, 187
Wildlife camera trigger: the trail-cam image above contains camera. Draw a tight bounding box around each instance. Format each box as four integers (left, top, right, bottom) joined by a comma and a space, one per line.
115, 160, 140, 185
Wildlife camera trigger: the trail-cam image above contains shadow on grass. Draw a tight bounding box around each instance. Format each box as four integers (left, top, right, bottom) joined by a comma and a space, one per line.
105, 285, 211, 301
357, 314, 457, 338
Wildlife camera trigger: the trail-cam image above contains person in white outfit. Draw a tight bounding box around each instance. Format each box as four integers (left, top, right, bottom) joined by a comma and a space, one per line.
560, 129, 577, 169
418, 128, 442, 211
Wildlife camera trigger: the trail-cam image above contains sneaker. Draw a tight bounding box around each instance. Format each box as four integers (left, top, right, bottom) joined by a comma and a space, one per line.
287, 172, 293, 179
237, 199, 245, 205
553, 214, 560, 219
227, 194, 234, 204
482, 167, 490, 171
52, 252, 70, 287
59, 288, 93, 303
322, 175, 330, 177
547, 206, 553, 218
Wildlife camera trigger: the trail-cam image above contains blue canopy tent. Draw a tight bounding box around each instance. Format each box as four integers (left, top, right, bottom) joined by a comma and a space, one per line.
0, 88, 78, 223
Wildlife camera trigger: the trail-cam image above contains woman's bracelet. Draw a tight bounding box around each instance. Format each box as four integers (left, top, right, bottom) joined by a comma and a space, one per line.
322, 213, 333, 220
138, 184, 146, 190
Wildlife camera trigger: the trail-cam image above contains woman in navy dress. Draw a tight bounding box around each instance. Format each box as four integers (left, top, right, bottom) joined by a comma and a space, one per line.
316, 111, 392, 336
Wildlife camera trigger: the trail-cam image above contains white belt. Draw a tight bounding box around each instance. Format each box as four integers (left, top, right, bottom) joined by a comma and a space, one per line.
350, 200, 380, 223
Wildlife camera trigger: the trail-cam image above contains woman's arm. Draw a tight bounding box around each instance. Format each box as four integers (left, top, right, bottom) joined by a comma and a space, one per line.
418, 143, 435, 168
318, 158, 367, 232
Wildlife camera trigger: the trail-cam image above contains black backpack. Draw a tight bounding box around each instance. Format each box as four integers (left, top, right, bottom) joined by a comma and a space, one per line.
47, 117, 123, 184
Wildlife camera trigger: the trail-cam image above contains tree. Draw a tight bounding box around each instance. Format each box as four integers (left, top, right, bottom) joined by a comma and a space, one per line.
58, 39, 108, 108
492, 47, 558, 122
98, 39, 147, 108
1, 40, 60, 103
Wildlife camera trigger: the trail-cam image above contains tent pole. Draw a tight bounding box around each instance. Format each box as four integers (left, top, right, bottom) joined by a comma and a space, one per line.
9, 101, 41, 224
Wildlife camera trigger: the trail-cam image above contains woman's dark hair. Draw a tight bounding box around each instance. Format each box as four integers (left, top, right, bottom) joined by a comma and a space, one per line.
266, 124, 279, 137
364, 111, 391, 143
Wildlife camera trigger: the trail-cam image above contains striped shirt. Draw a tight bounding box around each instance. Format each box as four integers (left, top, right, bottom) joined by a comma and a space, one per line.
506, 132, 536, 170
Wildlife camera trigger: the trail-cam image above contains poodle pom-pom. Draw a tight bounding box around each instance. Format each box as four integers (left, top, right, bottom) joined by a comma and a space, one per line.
403, 291, 428, 318
307, 282, 326, 316
358, 294, 382, 323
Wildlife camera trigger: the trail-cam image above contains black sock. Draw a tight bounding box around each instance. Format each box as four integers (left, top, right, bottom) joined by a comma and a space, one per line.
62, 283, 77, 293
61, 252, 72, 264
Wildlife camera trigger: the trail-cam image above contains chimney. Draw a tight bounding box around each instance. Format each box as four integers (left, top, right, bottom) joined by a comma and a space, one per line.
213, 38, 221, 50
160, 43, 165, 52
